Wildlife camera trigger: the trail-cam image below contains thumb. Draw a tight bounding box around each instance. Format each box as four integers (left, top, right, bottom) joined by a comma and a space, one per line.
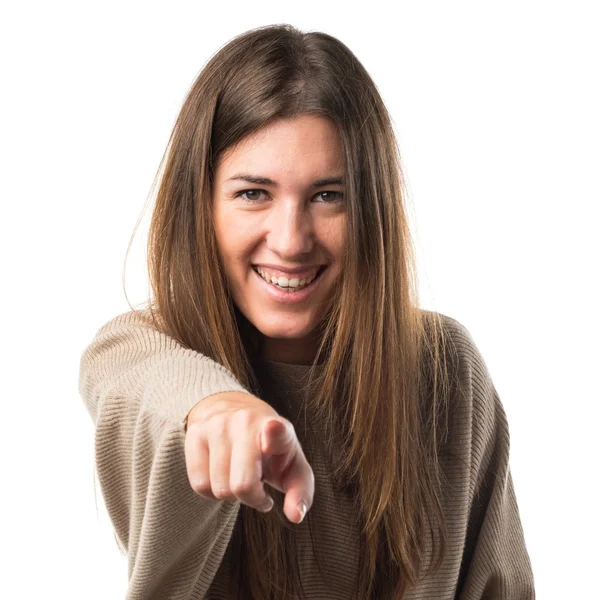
261, 417, 295, 457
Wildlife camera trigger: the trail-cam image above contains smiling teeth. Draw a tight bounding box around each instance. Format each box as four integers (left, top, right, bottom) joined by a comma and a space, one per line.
255, 267, 319, 289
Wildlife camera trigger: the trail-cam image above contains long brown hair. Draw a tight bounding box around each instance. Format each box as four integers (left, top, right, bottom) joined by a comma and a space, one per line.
125, 24, 458, 599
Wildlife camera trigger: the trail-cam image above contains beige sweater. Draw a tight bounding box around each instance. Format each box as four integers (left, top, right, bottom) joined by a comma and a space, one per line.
78, 308, 535, 599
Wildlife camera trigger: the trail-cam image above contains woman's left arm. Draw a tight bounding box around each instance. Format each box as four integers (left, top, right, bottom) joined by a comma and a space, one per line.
453, 326, 536, 600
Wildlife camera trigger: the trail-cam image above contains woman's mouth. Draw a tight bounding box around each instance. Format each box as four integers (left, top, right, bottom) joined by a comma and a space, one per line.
251, 265, 328, 303
252, 265, 327, 292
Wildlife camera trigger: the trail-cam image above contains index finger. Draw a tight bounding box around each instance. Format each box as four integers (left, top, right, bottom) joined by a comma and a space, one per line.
261, 417, 314, 523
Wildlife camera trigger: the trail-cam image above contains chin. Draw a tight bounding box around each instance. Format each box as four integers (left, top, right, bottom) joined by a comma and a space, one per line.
252, 315, 316, 341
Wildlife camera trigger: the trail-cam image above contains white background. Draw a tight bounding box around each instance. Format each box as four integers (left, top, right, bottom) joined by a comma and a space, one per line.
2, 1, 598, 598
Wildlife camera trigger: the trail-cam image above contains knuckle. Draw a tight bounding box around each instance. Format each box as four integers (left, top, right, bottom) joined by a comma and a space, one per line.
231, 408, 255, 429
230, 478, 255, 497
210, 415, 229, 437
185, 417, 201, 433
212, 485, 232, 500
189, 477, 211, 496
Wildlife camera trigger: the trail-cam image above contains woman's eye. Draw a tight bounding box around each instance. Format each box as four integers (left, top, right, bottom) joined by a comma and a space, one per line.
236, 189, 265, 203
316, 191, 344, 203
234, 189, 344, 204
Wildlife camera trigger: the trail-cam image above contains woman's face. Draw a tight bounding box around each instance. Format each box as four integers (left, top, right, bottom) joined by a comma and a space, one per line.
212, 114, 346, 364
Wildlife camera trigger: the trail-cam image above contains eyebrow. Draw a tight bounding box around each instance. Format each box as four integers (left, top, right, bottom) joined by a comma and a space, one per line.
225, 173, 345, 187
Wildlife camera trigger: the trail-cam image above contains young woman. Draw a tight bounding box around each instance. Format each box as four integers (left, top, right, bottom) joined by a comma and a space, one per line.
79, 24, 535, 600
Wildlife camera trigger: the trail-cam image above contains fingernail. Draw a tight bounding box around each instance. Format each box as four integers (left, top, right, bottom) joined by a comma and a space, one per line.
261, 497, 274, 512
296, 500, 307, 523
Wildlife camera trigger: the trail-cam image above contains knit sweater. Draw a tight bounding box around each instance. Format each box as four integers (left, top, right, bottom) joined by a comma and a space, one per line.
78, 308, 535, 599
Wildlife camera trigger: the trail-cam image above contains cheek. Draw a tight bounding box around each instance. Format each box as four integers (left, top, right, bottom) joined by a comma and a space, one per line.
214, 209, 252, 263
316, 219, 346, 260
218, 234, 257, 279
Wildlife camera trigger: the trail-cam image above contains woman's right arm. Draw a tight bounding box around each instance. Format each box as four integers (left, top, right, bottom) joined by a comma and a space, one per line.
78, 308, 251, 600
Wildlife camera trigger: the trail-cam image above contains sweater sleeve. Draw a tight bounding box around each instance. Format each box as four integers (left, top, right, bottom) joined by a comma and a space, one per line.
451, 322, 536, 600
78, 308, 250, 599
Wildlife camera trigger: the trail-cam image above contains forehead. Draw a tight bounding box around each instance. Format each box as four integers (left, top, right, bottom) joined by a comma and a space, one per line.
215, 115, 343, 181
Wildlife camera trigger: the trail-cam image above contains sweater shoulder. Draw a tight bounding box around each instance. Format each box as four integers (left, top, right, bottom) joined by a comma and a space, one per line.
91, 305, 167, 338
422, 309, 495, 387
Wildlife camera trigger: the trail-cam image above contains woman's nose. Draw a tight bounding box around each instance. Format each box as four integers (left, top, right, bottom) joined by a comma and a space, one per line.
266, 204, 314, 259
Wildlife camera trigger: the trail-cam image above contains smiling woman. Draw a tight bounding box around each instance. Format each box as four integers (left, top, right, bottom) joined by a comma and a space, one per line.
212, 114, 346, 365
78, 23, 535, 600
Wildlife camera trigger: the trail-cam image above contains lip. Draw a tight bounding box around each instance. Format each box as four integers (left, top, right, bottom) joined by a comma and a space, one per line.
252, 265, 327, 304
